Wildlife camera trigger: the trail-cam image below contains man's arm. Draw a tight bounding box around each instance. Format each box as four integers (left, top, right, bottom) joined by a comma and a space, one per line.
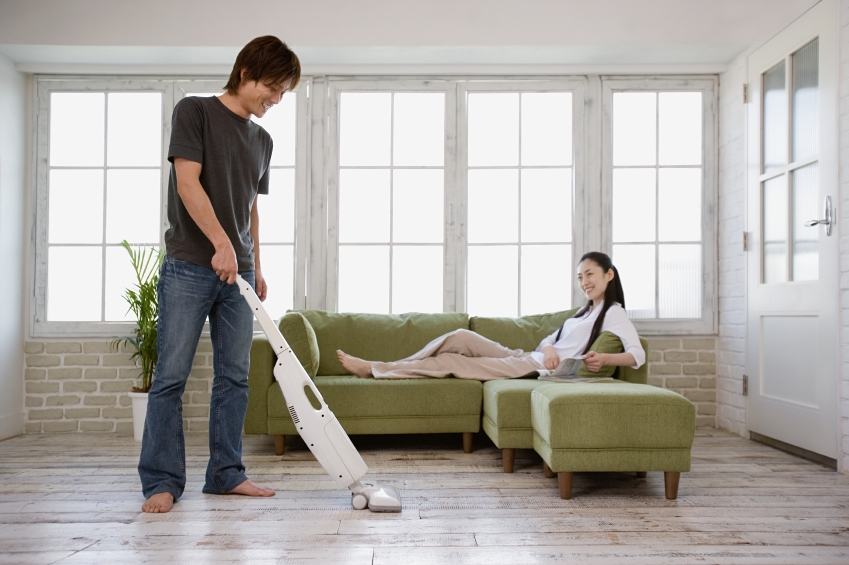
250, 196, 267, 301
174, 157, 238, 283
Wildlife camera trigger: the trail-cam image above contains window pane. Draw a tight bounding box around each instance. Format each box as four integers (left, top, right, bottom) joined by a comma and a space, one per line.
467, 245, 518, 317
763, 175, 788, 284
659, 92, 702, 166
338, 246, 389, 313
105, 169, 160, 244
521, 244, 572, 316
338, 169, 390, 243
393, 93, 445, 166
659, 244, 701, 318
258, 169, 295, 244
253, 93, 297, 167
47, 246, 102, 321
49, 169, 103, 244
468, 93, 519, 167
521, 92, 572, 166
521, 168, 572, 243
612, 244, 655, 319
393, 246, 443, 313
104, 244, 139, 322
468, 169, 518, 243
393, 169, 443, 243
339, 93, 391, 166
50, 92, 104, 167
107, 92, 162, 167
792, 162, 818, 281
763, 61, 787, 174
612, 168, 656, 242
792, 38, 819, 163
613, 92, 656, 166
260, 244, 294, 320
658, 168, 701, 242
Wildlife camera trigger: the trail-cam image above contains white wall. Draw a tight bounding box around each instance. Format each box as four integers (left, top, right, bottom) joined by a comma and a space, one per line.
838, 0, 849, 472
0, 51, 26, 440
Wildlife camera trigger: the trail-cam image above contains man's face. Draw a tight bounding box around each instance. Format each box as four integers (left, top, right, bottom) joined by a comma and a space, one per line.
239, 77, 287, 118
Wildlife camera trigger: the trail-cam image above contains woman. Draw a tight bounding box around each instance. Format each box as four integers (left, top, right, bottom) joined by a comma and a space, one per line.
337, 251, 645, 381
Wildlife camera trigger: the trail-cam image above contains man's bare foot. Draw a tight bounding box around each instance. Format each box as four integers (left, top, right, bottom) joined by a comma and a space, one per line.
142, 492, 174, 513
226, 479, 275, 497
337, 350, 374, 378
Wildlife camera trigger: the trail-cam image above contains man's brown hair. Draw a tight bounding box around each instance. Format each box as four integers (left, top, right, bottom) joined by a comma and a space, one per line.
224, 36, 301, 95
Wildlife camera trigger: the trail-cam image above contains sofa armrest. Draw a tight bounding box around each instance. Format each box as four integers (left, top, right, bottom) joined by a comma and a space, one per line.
245, 334, 276, 435
616, 337, 649, 385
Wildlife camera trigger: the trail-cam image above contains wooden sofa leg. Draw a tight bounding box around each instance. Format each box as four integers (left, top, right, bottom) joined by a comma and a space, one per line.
635, 472, 647, 478
543, 461, 555, 479
462, 432, 474, 453
558, 472, 573, 500
664, 471, 680, 500
502, 448, 515, 473
274, 435, 285, 456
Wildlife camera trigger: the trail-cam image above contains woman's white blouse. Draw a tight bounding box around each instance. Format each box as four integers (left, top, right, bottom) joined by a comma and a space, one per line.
530, 302, 645, 369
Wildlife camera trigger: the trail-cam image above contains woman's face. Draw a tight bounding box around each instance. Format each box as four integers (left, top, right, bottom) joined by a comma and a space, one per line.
577, 259, 614, 303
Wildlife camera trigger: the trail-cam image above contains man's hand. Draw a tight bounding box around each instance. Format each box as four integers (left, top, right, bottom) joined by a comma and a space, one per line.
255, 269, 268, 302
583, 351, 607, 373
542, 345, 560, 370
212, 241, 238, 284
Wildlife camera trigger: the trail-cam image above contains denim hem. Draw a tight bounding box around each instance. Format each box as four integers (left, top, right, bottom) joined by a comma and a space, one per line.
202, 473, 248, 495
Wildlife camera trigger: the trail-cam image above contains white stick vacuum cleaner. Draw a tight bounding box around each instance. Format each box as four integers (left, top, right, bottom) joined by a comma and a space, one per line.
236, 275, 402, 512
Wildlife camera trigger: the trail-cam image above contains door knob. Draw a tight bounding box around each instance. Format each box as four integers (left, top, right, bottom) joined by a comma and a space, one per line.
804, 196, 833, 236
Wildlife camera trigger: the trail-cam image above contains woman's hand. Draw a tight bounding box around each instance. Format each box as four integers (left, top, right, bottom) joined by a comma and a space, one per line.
542, 346, 560, 370
583, 351, 607, 373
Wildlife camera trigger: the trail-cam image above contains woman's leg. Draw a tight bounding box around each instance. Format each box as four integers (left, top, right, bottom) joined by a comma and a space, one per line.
372, 352, 542, 380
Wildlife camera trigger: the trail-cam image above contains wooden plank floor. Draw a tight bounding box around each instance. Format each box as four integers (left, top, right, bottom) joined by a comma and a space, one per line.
1, 428, 848, 564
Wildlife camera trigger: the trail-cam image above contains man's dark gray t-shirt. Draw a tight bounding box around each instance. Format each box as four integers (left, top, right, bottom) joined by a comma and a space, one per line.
166, 95, 272, 271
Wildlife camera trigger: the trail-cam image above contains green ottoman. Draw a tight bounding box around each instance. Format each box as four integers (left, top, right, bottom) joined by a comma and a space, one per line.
482, 379, 551, 472
532, 382, 695, 500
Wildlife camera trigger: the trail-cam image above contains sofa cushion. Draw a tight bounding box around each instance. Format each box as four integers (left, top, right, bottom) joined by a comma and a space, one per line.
278, 312, 320, 379
576, 331, 624, 378
470, 308, 579, 353
297, 311, 470, 376
482, 378, 550, 449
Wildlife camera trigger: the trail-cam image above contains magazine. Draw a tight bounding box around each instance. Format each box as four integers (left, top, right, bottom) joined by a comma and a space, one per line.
537, 355, 617, 383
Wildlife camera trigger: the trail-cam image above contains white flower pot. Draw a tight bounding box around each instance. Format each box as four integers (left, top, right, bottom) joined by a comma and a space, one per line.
128, 391, 149, 442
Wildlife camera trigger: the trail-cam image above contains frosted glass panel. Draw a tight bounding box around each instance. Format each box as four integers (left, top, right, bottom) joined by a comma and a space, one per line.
393, 93, 445, 166
467, 245, 518, 317
792, 38, 819, 163
107, 92, 162, 167
393, 246, 443, 314
763, 175, 788, 284
338, 246, 389, 313
658, 168, 701, 242
258, 169, 295, 243
252, 93, 296, 167
612, 244, 655, 319
338, 169, 390, 243
468, 169, 518, 243
48, 169, 103, 244
105, 169, 160, 244
612, 168, 656, 242
521, 169, 572, 243
521, 92, 572, 166
258, 244, 294, 320
104, 245, 138, 322
468, 93, 519, 167
792, 162, 818, 281
50, 93, 105, 167
393, 169, 443, 243
339, 93, 391, 166
659, 244, 702, 318
613, 92, 656, 166
763, 61, 787, 174
659, 92, 702, 166
47, 246, 102, 321
521, 244, 572, 316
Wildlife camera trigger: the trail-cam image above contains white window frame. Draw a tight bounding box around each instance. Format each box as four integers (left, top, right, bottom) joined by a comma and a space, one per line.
601, 77, 718, 335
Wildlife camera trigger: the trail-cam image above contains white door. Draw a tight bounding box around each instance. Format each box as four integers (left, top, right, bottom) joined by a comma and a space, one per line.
746, 0, 839, 458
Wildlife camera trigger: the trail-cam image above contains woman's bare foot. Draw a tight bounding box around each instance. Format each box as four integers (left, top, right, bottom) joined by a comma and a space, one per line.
142, 492, 174, 513
337, 350, 374, 378
226, 479, 275, 497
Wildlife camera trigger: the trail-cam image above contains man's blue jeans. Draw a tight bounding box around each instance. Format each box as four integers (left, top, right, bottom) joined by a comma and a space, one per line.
138, 256, 255, 500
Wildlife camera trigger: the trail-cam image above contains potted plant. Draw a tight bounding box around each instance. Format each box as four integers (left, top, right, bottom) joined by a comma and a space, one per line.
113, 240, 163, 441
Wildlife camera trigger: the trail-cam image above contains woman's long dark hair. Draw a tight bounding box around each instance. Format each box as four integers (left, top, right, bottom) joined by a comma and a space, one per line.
574, 252, 626, 354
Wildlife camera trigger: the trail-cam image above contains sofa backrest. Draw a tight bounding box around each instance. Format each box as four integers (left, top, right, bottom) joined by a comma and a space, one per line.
469, 308, 580, 352
297, 311, 470, 376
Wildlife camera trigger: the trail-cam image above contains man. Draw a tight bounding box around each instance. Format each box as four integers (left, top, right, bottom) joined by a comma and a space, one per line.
139, 36, 300, 513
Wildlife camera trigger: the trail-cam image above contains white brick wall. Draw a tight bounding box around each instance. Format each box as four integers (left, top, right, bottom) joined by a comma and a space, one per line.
839, 0, 849, 473
646, 337, 717, 428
